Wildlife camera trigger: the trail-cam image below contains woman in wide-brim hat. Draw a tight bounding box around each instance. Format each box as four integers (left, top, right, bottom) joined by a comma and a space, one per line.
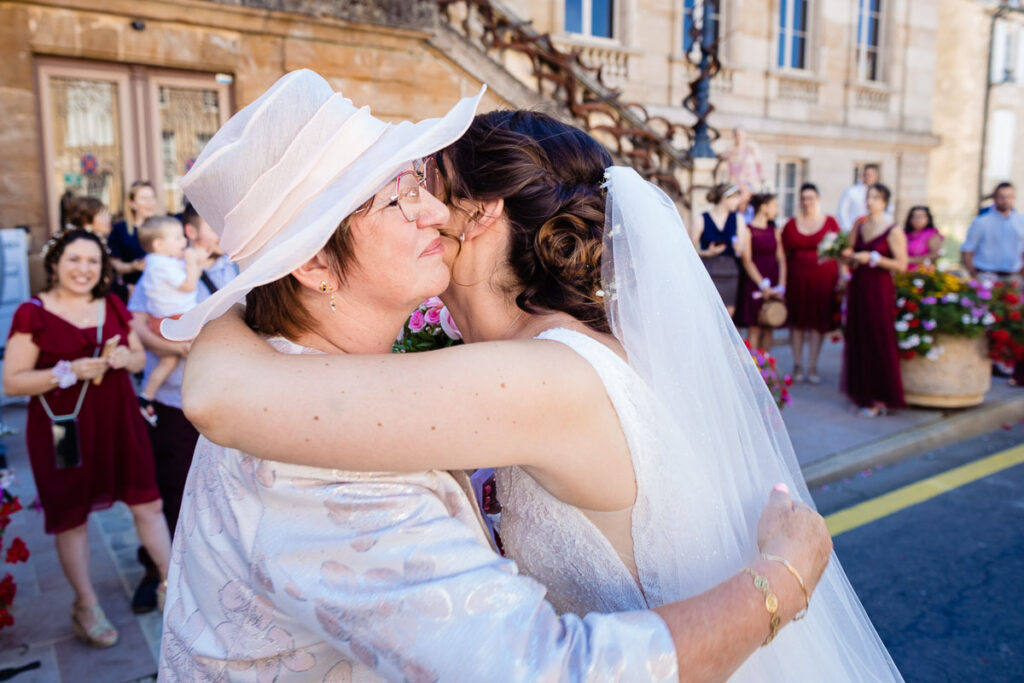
159, 69, 504, 678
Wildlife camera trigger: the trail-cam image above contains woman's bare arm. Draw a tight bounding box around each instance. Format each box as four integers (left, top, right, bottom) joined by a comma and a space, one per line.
184, 309, 636, 510
2, 334, 108, 396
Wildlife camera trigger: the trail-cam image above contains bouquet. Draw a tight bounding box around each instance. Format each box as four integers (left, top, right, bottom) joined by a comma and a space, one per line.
817, 230, 850, 263
0, 477, 29, 630
746, 341, 792, 409
985, 279, 1024, 366
393, 297, 463, 353
893, 267, 991, 360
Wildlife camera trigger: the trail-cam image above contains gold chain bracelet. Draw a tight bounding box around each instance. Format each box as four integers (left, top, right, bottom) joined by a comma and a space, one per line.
741, 567, 781, 646
761, 553, 810, 620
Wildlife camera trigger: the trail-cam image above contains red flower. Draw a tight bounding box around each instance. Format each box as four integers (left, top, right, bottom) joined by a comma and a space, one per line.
784, 376, 793, 386
0, 498, 21, 517
0, 574, 15, 607
1004, 293, 1019, 305
900, 350, 916, 360
909, 319, 920, 328
0, 608, 13, 629
1010, 311, 1022, 322
905, 301, 919, 312
768, 357, 777, 369
5, 538, 28, 564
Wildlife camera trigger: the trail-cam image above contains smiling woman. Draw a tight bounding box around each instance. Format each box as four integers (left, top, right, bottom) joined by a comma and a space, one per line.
2, 228, 170, 650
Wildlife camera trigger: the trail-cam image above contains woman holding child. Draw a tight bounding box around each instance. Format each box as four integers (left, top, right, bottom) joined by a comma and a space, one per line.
3, 229, 171, 649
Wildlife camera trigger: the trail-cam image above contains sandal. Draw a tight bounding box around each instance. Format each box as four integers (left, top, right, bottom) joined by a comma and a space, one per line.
71, 603, 119, 648
807, 370, 821, 385
138, 397, 158, 428
792, 365, 806, 383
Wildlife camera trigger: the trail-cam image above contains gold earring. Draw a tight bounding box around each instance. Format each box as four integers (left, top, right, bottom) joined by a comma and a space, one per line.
329, 293, 336, 313
319, 281, 328, 293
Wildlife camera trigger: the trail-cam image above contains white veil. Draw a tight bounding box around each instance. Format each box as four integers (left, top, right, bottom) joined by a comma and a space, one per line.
602, 166, 902, 681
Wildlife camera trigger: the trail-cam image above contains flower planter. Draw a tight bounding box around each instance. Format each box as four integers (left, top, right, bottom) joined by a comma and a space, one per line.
899, 335, 991, 408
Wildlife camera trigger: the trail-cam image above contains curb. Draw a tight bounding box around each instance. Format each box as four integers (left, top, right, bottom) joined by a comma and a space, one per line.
801, 395, 1024, 488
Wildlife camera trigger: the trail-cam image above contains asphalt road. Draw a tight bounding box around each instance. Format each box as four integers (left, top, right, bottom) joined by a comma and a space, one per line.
811, 422, 1024, 683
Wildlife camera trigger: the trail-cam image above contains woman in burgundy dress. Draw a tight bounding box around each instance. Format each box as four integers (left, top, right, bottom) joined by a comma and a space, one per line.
736, 192, 786, 350
841, 184, 910, 417
3, 230, 171, 648
782, 183, 840, 383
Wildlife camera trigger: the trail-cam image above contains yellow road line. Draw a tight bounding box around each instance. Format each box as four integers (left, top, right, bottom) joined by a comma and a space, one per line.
825, 443, 1024, 537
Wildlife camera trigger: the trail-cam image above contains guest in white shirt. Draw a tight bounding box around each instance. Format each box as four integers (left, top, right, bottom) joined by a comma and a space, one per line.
837, 164, 893, 232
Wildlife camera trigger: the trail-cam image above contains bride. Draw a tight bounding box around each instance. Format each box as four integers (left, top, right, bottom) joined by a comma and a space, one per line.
181, 111, 902, 681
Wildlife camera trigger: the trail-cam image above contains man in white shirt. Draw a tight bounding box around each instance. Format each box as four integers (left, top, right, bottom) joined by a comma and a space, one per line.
836, 164, 893, 231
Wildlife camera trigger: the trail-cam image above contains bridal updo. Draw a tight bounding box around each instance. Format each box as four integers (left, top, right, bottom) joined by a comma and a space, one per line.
436, 110, 613, 333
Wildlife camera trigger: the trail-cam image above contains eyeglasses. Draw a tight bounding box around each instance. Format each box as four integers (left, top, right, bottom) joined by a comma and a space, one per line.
380, 158, 443, 223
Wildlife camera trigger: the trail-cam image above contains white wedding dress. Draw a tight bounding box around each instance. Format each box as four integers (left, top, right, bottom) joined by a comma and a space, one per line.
493, 167, 902, 682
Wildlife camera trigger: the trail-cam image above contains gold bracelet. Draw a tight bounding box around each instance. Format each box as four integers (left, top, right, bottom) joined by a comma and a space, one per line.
741, 567, 781, 646
761, 553, 810, 620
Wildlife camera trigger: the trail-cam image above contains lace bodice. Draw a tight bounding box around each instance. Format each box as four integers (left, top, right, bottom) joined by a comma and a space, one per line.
495, 328, 655, 615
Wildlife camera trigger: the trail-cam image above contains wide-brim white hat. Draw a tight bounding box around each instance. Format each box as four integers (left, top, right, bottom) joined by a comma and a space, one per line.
162, 69, 485, 341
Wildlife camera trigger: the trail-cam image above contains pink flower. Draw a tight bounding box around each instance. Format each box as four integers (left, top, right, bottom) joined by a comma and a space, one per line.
423, 296, 443, 310
440, 308, 462, 340
408, 309, 426, 333
424, 307, 441, 326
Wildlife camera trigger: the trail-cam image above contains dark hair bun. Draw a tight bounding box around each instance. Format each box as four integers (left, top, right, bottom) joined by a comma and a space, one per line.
439, 110, 613, 333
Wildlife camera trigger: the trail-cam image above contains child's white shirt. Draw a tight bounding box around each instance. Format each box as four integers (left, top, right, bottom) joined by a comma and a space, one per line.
138, 253, 198, 318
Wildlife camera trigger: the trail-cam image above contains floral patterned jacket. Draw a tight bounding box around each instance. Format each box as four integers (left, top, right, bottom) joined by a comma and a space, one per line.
158, 338, 677, 682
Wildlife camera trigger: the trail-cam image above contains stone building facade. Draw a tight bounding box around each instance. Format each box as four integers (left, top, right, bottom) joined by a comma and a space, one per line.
0, 0, 510, 251
1, 0, 1012, 260
929, 0, 1024, 240
504, 0, 941, 224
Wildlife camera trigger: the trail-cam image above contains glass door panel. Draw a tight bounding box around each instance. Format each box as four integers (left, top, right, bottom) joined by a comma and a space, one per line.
46, 76, 126, 223
155, 85, 224, 214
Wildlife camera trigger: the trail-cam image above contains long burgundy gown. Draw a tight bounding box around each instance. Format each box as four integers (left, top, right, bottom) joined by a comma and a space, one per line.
735, 223, 780, 327
843, 223, 906, 408
8, 295, 160, 534
782, 216, 840, 332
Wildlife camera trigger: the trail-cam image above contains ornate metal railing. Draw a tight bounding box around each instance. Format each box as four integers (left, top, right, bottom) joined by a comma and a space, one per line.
435, 0, 707, 200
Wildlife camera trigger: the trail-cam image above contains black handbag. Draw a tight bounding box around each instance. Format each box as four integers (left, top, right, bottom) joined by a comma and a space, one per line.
39, 301, 104, 469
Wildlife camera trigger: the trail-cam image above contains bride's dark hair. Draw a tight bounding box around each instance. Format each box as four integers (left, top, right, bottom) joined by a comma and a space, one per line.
436, 110, 613, 333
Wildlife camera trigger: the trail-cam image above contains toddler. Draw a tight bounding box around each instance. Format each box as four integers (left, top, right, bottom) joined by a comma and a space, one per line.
135, 216, 206, 425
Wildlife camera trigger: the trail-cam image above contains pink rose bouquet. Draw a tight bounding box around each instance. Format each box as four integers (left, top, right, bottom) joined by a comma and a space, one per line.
394, 297, 463, 353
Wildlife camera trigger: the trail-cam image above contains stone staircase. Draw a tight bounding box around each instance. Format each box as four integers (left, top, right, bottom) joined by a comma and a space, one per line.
430, 0, 703, 203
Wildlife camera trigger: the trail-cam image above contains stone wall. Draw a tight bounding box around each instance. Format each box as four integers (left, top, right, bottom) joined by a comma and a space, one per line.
928, 0, 1024, 240
0, 0, 508, 248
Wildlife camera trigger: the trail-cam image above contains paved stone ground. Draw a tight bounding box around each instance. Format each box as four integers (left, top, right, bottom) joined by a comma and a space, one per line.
769, 333, 1019, 467
0, 403, 159, 683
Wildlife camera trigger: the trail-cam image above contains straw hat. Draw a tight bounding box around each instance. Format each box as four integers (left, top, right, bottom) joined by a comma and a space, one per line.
162, 69, 485, 341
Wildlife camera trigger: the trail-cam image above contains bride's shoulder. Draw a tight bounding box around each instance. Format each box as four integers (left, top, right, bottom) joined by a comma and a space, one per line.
532, 325, 628, 365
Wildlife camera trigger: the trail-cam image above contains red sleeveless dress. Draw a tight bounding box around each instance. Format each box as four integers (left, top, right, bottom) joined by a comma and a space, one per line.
8, 295, 160, 533
842, 223, 906, 408
782, 216, 840, 332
